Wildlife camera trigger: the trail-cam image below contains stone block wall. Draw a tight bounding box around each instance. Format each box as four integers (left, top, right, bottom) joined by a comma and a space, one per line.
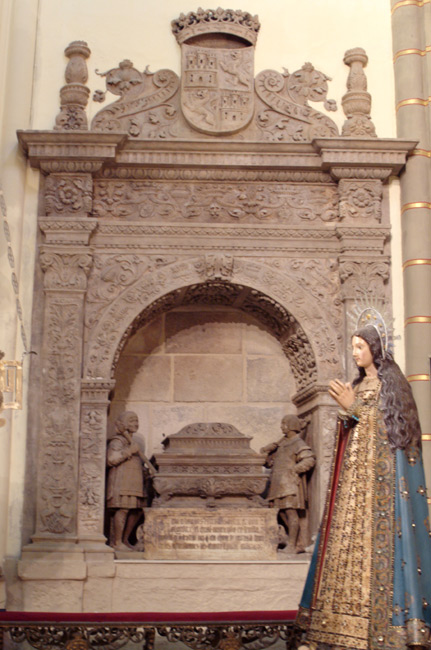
109, 307, 296, 457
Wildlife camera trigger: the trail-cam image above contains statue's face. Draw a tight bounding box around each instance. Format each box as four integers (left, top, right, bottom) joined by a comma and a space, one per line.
281, 419, 295, 437
352, 335, 374, 370
125, 413, 139, 433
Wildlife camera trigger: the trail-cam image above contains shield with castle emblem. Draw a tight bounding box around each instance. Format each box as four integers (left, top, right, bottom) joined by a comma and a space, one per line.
181, 44, 255, 135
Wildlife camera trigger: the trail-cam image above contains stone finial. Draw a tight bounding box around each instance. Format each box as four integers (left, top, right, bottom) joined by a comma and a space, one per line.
341, 48, 377, 138
55, 41, 91, 131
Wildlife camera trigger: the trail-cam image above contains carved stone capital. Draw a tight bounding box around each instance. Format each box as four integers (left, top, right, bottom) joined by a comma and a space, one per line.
81, 379, 115, 404
338, 257, 390, 299
39, 217, 98, 245
335, 226, 389, 254
338, 179, 383, 222
45, 174, 93, 216
40, 248, 93, 291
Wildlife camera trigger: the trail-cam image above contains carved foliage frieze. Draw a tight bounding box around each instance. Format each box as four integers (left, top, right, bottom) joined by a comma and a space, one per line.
92, 180, 339, 223
45, 174, 93, 216
338, 179, 382, 222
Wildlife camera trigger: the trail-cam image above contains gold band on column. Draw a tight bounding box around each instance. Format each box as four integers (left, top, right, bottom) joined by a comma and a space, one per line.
406, 374, 430, 382
393, 46, 431, 61
403, 258, 431, 270
405, 316, 431, 325
396, 97, 431, 111
401, 202, 431, 214
392, 0, 430, 11
423, 434, 431, 441
410, 149, 431, 157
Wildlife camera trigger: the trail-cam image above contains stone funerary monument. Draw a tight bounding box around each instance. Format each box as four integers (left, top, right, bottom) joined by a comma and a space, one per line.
15, 8, 413, 612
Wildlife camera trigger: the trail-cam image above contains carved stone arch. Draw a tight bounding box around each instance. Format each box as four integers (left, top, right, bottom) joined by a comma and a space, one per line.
84, 256, 343, 387
111, 280, 319, 395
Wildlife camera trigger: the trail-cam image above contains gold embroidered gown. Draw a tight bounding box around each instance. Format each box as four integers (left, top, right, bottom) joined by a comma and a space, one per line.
297, 376, 431, 650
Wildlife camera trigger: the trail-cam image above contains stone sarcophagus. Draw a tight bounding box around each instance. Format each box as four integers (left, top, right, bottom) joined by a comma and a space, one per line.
152, 422, 267, 507
144, 422, 278, 560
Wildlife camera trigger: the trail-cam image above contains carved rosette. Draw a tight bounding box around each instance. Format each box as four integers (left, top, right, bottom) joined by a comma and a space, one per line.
55, 41, 91, 130
35, 250, 93, 539
45, 174, 93, 216
338, 179, 383, 222
78, 380, 115, 541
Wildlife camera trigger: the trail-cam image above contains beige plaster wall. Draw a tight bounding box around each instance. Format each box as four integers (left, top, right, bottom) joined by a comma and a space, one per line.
0, 0, 401, 580
0, 0, 39, 599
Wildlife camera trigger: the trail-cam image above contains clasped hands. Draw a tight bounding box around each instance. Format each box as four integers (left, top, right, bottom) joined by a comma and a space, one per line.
328, 378, 355, 410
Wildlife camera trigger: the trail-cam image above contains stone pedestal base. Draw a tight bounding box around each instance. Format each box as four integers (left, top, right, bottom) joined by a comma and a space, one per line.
11, 556, 311, 612
143, 508, 279, 560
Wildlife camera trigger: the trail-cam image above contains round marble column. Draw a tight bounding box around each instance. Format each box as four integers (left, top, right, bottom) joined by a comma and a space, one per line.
392, 0, 431, 498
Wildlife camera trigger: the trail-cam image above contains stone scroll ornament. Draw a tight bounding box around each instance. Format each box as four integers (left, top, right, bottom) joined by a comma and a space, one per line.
91, 8, 339, 141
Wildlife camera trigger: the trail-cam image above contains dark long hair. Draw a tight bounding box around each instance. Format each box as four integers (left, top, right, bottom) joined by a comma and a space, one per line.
352, 325, 422, 450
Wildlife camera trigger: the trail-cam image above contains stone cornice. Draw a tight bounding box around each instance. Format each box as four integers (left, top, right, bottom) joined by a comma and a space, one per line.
17, 131, 416, 177
17, 131, 127, 171
313, 137, 417, 176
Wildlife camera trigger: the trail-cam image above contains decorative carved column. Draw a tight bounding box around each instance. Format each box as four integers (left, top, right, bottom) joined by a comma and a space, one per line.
331, 166, 391, 375
30, 160, 100, 551
78, 380, 115, 551
32, 247, 94, 545
16, 130, 125, 558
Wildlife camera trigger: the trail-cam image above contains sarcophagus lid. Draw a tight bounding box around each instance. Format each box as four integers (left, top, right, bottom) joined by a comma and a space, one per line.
153, 422, 267, 507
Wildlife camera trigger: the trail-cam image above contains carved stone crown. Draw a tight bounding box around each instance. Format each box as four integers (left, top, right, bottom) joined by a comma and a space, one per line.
171, 7, 260, 45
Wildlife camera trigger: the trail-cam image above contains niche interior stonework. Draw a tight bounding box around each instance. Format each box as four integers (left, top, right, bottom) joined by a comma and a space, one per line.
14, 9, 414, 612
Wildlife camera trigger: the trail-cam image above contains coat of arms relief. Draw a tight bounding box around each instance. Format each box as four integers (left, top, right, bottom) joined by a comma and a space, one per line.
92, 8, 339, 141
